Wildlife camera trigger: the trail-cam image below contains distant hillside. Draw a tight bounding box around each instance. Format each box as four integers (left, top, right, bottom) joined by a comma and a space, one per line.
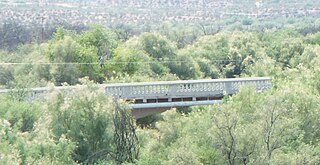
0, 0, 319, 50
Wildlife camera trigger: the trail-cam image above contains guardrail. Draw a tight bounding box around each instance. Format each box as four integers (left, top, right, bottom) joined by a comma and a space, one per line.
0, 77, 272, 103
105, 77, 272, 101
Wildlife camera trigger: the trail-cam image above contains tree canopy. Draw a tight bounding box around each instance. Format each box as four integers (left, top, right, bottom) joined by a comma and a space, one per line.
1, 14, 320, 164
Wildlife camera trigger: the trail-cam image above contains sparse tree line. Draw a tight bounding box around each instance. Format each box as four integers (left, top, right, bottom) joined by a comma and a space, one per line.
0, 12, 320, 164
1, 0, 319, 51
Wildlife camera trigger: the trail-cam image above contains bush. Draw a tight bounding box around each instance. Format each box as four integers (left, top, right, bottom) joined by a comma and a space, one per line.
0, 98, 41, 132
48, 85, 115, 163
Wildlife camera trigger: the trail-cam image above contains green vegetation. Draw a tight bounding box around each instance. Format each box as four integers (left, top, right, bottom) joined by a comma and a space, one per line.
1, 3, 320, 163
0, 81, 139, 164
2, 24, 320, 87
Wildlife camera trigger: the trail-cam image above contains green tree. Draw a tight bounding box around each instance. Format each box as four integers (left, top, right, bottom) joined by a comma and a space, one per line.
47, 36, 79, 85
49, 85, 114, 163
77, 25, 118, 64
262, 29, 304, 68
76, 25, 119, 82
0, 95, 75, 164
106, 46, 151, 76
140, 33, 176, 60
168, 52, 202, 79
0, 66, 14, 87
184, 31, 262, 78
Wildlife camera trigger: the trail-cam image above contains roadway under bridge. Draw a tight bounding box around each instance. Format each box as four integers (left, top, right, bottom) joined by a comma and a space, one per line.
0, 77, 272, 118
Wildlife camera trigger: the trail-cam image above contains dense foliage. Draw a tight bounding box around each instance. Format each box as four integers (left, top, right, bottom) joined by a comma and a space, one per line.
1, 3, 320, 163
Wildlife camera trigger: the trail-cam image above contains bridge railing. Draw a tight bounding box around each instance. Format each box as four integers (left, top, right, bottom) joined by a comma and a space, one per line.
0, 77, 272, 102
104, 77, 272, 100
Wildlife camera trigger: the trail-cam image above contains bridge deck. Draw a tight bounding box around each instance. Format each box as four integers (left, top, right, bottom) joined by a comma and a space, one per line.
0, 77, 272, 106
0, 77, 272, 118
104, 77, 271, 103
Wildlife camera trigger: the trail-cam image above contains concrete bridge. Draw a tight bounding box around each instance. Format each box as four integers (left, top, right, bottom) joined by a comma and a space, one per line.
0, 77, 272, 118
105, 77, 272, 118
